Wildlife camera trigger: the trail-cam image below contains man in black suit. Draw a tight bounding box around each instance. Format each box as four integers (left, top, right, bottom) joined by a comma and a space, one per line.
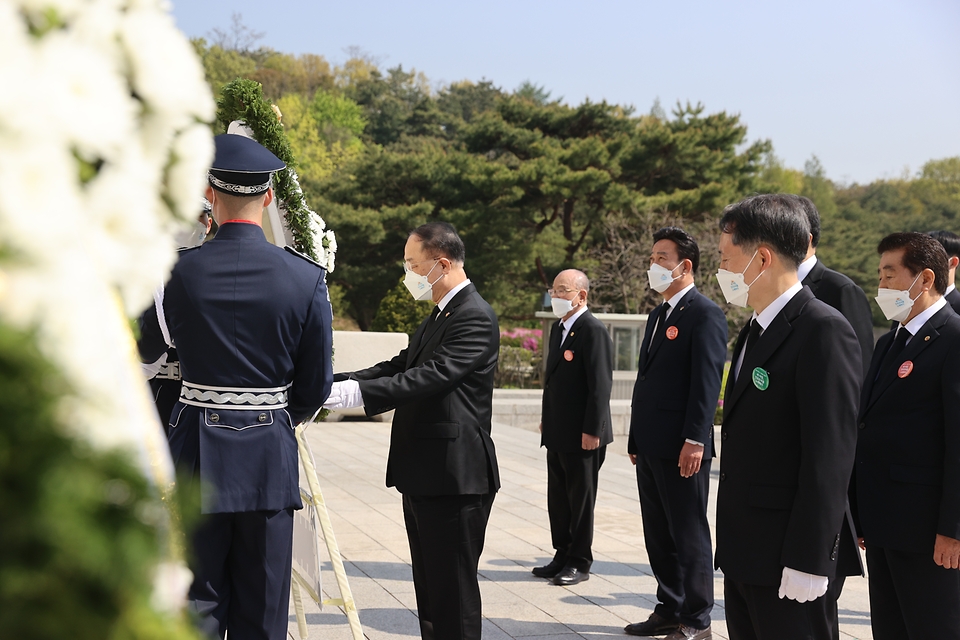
714, 194, 862, 640
797, 196, 875, 377
623, 227, 727, 640
324, 222, 500, 640
928, 230, 960, 314
795, 196, 869, 639
853, 232, 960, 639
534, 269, 613, 587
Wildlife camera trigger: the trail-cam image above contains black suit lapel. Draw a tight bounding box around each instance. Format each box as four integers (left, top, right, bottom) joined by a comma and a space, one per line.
723, 321, 750, 421
725, 288, 812, 417
643, 288, 697, 373
408, 284, 474, 364
859, 330, 893, 416
638, 303, 662, 372
863, 306, 950, 413
545, 320, 564, 378
546, 312, 588, 380
407, 316, 433, 367
802, 260, 825, 295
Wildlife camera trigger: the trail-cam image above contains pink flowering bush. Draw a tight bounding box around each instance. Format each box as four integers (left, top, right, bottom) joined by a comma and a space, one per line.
497, 328, 543, 388
499, 328, 542, 352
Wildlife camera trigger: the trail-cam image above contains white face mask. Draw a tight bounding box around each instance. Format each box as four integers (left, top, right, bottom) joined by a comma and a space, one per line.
174, 221, 208, 248
715, 250, 762, 308
403, 260, 443, 301
551, 297, 575, 318
875, 272, 922, 323
647, 262, 682, 294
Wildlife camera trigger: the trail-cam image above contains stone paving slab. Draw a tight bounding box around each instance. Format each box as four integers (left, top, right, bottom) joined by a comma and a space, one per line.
289, 420, 874, 640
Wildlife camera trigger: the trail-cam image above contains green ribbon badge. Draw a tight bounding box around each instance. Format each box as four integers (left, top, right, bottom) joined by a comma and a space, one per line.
752, 367, 770, 391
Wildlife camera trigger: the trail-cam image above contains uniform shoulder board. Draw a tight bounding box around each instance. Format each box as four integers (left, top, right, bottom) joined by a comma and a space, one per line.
284, 245, 324, 269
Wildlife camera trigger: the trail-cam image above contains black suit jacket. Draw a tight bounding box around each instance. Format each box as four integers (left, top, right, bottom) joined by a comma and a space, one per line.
715, 287, 862, 586
628, 287, 727, 460
347, 283, 501, 497
946, 287, 960, 314
540, 310, 614, 453
802, 259, 875, 377
853, 304, 960, 553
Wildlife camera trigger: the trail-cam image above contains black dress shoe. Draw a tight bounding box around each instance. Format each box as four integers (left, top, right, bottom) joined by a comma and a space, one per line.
532, 558, 565, 578
624, 612, 681, 636
552, 566, 589, 586
663, 625, 712, 640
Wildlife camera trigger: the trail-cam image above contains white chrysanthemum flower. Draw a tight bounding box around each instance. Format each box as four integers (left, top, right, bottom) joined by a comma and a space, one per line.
166, 123, 215, 223
119, 6, 214, 128
34, 33, 136, 164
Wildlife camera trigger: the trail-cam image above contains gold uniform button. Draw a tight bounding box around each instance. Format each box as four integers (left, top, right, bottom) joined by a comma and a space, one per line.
210, 413, 219, 423
258, 413, 268, 423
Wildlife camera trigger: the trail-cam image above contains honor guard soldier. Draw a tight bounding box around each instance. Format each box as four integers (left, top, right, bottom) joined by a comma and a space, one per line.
138, 134, 333, 640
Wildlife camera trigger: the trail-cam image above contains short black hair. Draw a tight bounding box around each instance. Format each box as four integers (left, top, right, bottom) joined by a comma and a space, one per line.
652, 226, 700, 272
877, 232, 948, 295
719, 194, 810, 269
927, 230, 960, 260
798, 196, 821, 248
410, 221, 466, 263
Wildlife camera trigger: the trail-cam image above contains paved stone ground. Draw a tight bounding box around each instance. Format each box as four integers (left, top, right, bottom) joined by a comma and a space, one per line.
289, 420, 874, 640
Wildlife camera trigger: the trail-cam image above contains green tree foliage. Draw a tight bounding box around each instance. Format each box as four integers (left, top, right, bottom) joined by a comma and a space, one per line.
193, 16, 960, 331
320, 94, 770, 326
799, 156, 960, 326
370, 279, 434, 336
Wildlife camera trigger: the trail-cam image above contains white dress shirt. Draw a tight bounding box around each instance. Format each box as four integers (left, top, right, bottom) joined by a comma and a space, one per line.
901, 295, 947, 345
734, 280, 804, 380
559, 305, 588, 345
797, 255, 818, 283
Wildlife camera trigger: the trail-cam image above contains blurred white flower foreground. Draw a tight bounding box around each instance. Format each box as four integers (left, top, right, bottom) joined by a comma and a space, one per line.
0, 0, 214, 476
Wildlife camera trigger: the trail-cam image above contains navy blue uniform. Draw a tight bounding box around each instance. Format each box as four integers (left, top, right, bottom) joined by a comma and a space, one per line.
139, 221, 333, 639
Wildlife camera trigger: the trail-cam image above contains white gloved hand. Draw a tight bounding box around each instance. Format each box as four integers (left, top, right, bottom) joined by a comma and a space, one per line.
322, 379, 364, 410
778, 566, 828, 603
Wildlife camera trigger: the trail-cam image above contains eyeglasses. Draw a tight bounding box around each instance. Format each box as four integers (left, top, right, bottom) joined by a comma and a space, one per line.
547, 287, 581, 297
403, 258, 440, 272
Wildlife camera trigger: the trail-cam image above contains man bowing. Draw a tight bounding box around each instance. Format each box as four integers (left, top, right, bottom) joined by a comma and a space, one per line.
714, 194, 861, 640
853, 232, 960, 639
324, 222, 500, 640
624, 227, 727, 640
534, 269, 613, 587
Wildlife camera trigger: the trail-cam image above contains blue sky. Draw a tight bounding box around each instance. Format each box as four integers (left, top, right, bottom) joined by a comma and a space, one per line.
171, 0, 959, 185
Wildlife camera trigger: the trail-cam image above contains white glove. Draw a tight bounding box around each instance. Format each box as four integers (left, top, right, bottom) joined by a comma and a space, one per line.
323, 379, 364, 410
778, 566, 828, 603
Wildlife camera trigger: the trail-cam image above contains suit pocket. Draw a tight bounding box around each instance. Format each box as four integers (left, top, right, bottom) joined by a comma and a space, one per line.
748, 485, 796, 510
415, 421, 459, 439
204, 408, 275, 431
889, 464, 941, 486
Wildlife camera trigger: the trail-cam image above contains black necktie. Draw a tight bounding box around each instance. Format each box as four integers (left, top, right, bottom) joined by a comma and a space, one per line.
432, 305, 441, 321
650, 302, 671, 350
876, 327, 909, 380
743, 318, 763, 361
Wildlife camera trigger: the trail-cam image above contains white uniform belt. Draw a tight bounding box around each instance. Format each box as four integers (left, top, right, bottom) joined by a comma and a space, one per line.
180, 380, 291, 410
155, 361, 181, 380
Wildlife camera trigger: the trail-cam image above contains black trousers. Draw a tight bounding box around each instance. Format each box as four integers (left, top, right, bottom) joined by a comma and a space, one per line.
546, 446, 605, 571
866, 545, 960, 640
188, 508, 294, 640
636, 454, 714, 629
724, 577, 832, 640
403, 492, 495, 640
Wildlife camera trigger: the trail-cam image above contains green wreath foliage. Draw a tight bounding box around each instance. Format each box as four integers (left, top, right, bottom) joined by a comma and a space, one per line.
216, 78, 318, 260
0, 324, 199, 639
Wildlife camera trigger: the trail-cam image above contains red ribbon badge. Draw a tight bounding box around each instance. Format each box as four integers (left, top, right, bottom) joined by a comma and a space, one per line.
666, 326, 679, 340
898, 361, 913, 378
563, 350, 574, 362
